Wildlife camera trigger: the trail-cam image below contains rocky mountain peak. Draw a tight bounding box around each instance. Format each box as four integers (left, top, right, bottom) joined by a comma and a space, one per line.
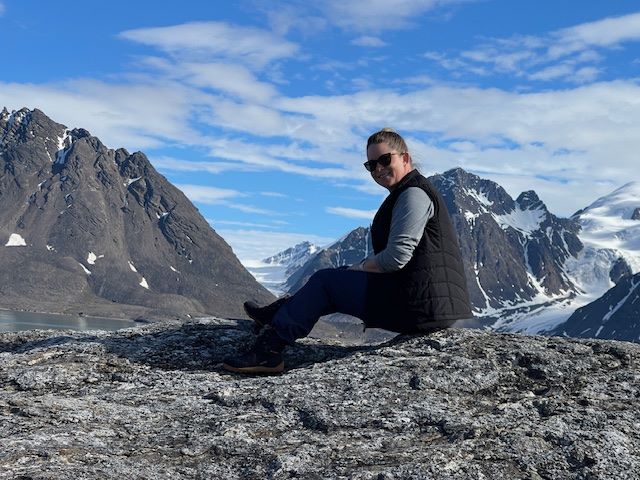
0, 107, 272, 320
438, 167, 515, 216
633, 208, 640, 221
516, 190, 546, 212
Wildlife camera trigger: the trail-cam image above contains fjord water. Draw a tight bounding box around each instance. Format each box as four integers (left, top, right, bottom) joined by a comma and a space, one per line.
0, 310, 139, 333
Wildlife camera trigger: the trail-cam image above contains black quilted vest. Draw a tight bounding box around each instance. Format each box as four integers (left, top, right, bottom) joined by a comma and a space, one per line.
365, 169, 472, 328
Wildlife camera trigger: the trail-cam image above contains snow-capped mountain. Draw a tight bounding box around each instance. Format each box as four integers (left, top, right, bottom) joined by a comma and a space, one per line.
430, 168, 582, 327
243, 241, 319, 296
549, 272, 640, 342
262, 241, 319, 277
0, 107, 272, 319
284, 227, 369, 294
272, 169, 640, 341
279, 166, 583, 323
568, 182, 640, 293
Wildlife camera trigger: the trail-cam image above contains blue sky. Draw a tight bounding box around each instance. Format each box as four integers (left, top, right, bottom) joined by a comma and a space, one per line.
1, 0, 640, 263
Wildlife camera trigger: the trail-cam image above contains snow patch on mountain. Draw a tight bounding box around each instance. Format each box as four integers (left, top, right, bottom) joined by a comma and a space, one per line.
55, 132, 72, 165
466, 188, 494, 210
602, 276, 639, 324
573, 182, 640, 274
5, 234, 26, 247
494, 207, 546, 236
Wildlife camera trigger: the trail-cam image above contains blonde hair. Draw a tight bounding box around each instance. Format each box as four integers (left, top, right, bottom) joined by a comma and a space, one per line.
366, 128, 409, 155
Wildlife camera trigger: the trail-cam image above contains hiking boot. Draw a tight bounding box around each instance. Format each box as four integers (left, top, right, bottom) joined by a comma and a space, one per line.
222, 326, 287, 374
244, 295, 290, 333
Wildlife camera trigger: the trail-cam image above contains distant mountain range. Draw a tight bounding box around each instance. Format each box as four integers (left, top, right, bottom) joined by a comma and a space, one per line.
0, 107, 272, 320
261, 170, 640, 343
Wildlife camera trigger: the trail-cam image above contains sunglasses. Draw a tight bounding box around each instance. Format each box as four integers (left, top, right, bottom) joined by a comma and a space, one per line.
363, 152, 403, 172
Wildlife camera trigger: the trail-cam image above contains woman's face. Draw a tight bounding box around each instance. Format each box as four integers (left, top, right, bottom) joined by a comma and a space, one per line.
366, 142, 412, 190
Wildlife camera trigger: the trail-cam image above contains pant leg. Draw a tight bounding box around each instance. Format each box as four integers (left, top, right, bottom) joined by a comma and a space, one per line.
271, 268, 369, 344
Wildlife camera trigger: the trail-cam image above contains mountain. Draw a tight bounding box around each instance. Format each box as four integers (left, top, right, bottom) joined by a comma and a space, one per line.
262, 241, 319, 278
0, 107, 272, 320
284, 227, 369, 293
549, 272, 640, 342
1, 320, 639, 478
568, 182, 640, 293
430, 168, 582, 328
282, 169, 583, 329
539, 182, 640, 341
275, 170, 640, 340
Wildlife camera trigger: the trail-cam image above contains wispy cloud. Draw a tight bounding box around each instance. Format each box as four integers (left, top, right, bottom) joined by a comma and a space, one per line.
427, 12, 640, 83
175, 184, 245, 204
553, 11, 640, 53
210, 220, 278, 229
321, 0, 471, 31
176, 184, 280, 216
0, 2, 5, 17
260, 191, 288, 198
352, 36, 387, 47
118, 21, 299, 68
179, 62, 278, 103
152, 156, 261, 175
326, 206, 377, 220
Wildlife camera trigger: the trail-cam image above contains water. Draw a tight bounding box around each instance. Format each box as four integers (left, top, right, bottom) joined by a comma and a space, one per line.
0, 310, 140, 333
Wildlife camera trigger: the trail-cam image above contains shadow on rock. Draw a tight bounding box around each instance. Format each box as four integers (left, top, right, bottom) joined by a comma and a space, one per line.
0, 319, 417, 374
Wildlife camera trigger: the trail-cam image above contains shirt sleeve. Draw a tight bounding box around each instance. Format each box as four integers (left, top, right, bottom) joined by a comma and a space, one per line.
373, 187, 434, 273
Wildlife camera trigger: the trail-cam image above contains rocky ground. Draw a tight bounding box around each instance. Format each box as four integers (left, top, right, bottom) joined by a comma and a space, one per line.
0, 319, 638, 479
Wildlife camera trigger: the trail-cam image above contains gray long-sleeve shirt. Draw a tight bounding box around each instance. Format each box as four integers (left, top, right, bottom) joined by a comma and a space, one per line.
368, 187, 434, 272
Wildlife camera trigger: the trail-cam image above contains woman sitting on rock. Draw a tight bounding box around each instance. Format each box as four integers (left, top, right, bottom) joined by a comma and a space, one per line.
223, 128, 472, 374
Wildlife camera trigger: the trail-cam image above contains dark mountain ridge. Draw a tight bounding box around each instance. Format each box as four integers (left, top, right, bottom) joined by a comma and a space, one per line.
550, 272, 640, 341
0, 107, 272, 320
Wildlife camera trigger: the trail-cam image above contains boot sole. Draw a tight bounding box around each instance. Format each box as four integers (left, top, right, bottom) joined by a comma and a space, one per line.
222, 361, 285, 374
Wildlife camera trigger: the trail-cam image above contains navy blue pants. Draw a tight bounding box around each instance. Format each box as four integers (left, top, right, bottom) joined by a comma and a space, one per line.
271, 268, 418, 344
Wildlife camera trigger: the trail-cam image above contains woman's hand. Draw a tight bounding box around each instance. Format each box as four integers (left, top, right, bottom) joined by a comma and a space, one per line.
348, 258, 382, 273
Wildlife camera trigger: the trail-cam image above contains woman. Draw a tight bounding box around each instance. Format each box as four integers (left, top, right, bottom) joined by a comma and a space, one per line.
223, 128, 472, 374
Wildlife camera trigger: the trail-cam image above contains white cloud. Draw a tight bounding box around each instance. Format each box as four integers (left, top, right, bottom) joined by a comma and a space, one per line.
211, 220, 278, 229
226, 203, 282, 215
260, 191, 288, 198
326, 206, 377, 220
0, 79, 206, 151
0, 2, 5, 16
152, 156, 261, 175
554, 11, 640, 51
352, 36, 388, 47
321, 0, 468, 31
118, 21, 299, 68
176, 183, 281, 216
175, 184, 245, 204
179, 62, 278, 103
203, 137, 354, 179
431, 12, 640, 83
262, 4, 328, 36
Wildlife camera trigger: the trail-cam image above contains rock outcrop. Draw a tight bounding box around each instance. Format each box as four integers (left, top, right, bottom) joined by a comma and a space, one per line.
1, 320, 638, 479
0, 107, 272, 320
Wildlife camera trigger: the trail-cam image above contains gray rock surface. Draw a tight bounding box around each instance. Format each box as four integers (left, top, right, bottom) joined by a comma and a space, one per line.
1, 320, 639, 479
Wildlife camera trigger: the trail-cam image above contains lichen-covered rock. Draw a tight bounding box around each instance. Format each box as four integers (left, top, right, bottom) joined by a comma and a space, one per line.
0, 319, 639, 479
